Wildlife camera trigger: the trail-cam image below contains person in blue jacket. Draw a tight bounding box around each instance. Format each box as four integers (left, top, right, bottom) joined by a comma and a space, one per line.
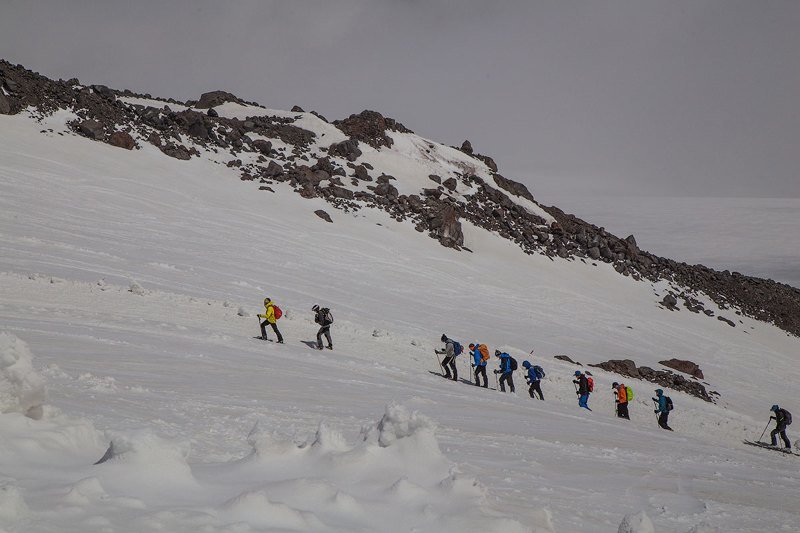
470, 343, 488, 388
494, 350, 515, 393
652, 389, 673, 431
522, 360, 544, 400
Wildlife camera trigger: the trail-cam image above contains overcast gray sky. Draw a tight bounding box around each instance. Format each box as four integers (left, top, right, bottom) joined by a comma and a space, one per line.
2, 0, 798, 203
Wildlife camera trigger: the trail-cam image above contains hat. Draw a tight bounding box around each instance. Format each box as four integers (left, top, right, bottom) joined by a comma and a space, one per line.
441, 334, 448, 342
469, 343, 475, 349
655, 389, 663, 395
312, 304, 320, 312
495, 349, 501, 356
263, 297, 271, 305
522, 360, 531, 368
574, 371, 581, 376
612, 382, 619, 388
771, 404, 779, 412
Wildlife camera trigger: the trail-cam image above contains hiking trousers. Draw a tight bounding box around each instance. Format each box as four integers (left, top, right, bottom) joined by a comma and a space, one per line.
617, 402, 629, 419
578, 394, 590, 409
441, 355, 457, 381
316, 325, 332, 349
771, 423, 790, 448
474, 365, 487, 387
499, 373, 514, 393
528, 380, 543, 400
260, 320, 283, 343
658, 411, 673, 430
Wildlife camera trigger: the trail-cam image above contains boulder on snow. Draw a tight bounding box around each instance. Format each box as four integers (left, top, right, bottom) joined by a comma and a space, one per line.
314, 209, 333, 223
661, 293, 678, 310
77, 119, 105, 140
108, 131, 135, 150
659, 358, 704, 379
194, 90, 241, 109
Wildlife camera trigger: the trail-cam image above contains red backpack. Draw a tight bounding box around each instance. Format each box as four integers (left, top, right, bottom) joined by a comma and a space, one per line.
272, 305, 283, 320
586, 376, 594, 393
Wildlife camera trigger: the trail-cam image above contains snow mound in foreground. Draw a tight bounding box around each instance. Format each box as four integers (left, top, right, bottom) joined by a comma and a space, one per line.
0, 333, 46, 419
96, 429, 197, 494
228, 404, 538, 532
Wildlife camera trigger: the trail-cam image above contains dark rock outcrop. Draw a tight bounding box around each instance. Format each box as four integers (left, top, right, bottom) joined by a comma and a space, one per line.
659, 359, 704, 379
334, 110, 411, 149
590, 359, 714, 402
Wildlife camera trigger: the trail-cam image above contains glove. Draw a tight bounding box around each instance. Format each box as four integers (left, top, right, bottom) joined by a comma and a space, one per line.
654, 410, 658, 414
576, 391, 580, 395
494, 370, 499, 374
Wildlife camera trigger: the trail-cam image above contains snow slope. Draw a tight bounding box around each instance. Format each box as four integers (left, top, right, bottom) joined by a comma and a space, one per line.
1, 108, 799, 532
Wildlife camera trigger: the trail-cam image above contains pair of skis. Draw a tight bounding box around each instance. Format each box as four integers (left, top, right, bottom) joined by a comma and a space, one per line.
742, 440, 799, 456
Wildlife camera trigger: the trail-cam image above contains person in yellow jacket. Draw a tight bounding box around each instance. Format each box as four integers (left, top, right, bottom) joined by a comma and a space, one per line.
257, 297, 284, 343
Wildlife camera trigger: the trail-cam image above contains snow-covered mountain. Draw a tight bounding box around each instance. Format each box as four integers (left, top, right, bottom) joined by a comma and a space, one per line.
1, 61, 798, 532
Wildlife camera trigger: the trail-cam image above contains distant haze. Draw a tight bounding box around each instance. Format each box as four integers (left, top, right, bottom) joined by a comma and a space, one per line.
1, 0, 799, 202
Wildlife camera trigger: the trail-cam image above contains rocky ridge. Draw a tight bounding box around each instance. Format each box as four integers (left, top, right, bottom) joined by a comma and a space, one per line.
2, 59, 799, 338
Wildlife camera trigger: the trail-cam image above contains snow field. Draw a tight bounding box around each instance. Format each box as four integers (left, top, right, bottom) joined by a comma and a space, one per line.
1, 108, 799, 531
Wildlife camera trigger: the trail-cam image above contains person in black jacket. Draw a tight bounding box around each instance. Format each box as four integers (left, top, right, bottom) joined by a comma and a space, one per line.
312, 305, 333, 350
770, 404, 792, 449
573, 371, 591, 410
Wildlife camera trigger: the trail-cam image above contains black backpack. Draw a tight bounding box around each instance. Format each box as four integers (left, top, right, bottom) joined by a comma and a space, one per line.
784, 410, 792, 425
509, 357, 518, 371
533, 365, 545, 379
665, 396, 674, 411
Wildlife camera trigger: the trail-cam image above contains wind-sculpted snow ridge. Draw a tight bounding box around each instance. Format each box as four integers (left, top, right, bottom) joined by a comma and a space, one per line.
0, 333, 46, 419
220, 404, 535, 533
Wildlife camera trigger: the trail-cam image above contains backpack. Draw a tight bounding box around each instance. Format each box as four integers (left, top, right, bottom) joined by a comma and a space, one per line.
533, 365, 545, 379
452, 341, 463, 356
586, 376, 594, 393
625, 386, 634, 401
785, 410, 792, 425
665, 396, 673, 411
509, 357, 518, 371
478, 344, 490, 362
273, 305, 283, 320
322, 308, 333, 325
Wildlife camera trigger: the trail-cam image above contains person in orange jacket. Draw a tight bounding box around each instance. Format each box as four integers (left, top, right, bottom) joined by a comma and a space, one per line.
613, 382, 630, 419
257, 297, 283, 343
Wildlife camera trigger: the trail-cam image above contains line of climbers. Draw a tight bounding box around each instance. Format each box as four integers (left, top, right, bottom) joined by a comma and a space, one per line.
434, 335, 793, 447
256, 297, 334, 350
436, 334, 678, 432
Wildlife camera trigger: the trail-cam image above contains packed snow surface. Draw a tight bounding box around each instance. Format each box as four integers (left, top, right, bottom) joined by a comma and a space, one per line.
1, 109, 799, 532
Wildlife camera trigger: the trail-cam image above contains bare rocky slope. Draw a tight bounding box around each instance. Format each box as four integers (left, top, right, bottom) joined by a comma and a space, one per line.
2, 59, 799, 338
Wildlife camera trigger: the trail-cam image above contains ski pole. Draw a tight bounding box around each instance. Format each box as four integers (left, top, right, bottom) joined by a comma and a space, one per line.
255, 316, 261, 338
757, 419, 772, 443
495, 371, 499, 390
434, 350, 441, 373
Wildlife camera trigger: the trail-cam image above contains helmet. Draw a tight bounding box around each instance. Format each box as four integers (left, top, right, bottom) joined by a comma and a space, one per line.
522, 361, 531, 368
612, 382, 619, 388
263, 297, 271, 305
441, 334, 447, 342
312, 304, 320, 312
771, 404, 779, 412
574, 371, 581, 376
